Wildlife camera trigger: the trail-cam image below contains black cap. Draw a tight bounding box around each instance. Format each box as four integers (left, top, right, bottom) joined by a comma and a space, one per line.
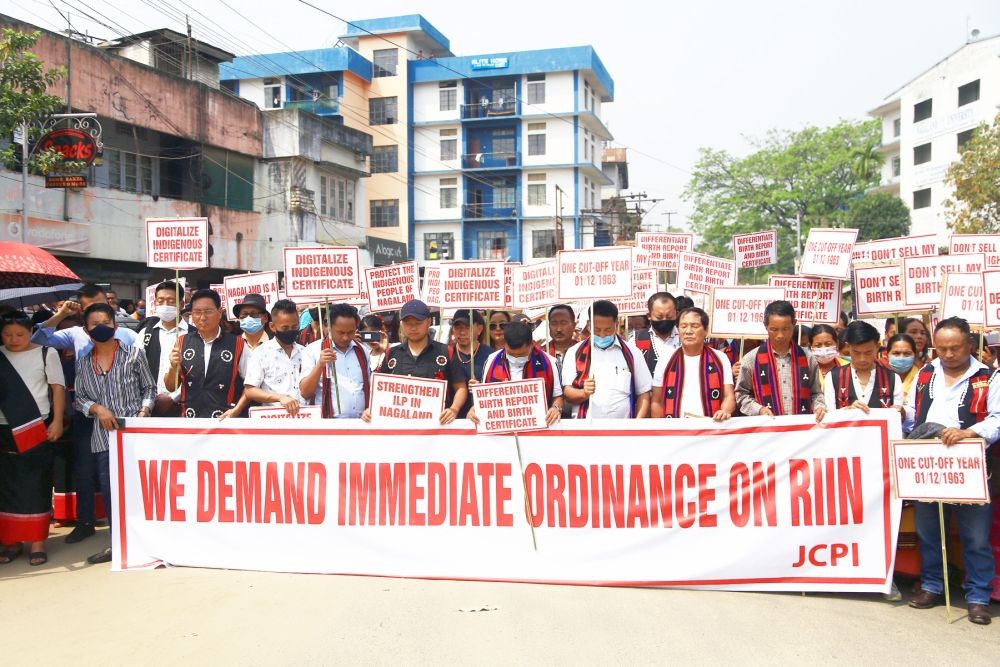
399, 299, 432, 321
452, 310, 485, 326
233, 293, 267, 317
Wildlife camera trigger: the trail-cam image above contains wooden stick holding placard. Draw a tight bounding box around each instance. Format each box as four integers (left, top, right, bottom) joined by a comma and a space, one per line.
469, 308, 475, 382
174, 269, 181, 387
324, 298, 341, 415
513, 434, 538, 551
939, 502, 953, 624
589, 299, 596, 424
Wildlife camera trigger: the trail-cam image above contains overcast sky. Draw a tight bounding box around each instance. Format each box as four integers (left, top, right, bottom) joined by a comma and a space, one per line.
8, 0, 1000, 230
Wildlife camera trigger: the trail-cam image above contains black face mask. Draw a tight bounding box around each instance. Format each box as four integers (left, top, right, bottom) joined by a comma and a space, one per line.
87, 323, 116, 343
274, 329, 299, 345
650, 319, 676, 336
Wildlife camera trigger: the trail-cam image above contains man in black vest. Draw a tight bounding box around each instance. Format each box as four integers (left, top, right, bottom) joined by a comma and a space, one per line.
165, 289, 248, 419
904, 317, 999, 625
629, 292, 679, 376
133, 281, 187, 416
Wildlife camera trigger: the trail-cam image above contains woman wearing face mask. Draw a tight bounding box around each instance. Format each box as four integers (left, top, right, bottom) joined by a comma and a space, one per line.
883, 333, 920, 408
900, 317, 931, 366
808, 324, 845, 387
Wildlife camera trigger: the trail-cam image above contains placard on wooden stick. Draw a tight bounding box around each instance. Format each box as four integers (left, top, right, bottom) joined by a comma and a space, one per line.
767, 275, 840, 324
364, 261, 420, 313
512, 260, 558, 310
610, 269, 658, 316
708, 286, 786, 338
470, 379, 548, 434
853, 264, 923, 317
634, 232, 694, 271
440, 260, 506, 309
890, 440, 989, 503
145, 217, 209, 269
799, 228, 858, 279
368, 373, 447, 424
676, 251, 737, 295
939, 272, 985, 326
732, 230, 777, 269
852, 234, 938, 264
949, 234, 1000, 269
283, 246, 361, 300
223, 271, 280, 312
902, 254, 986, 309
557, 247, 633, 300
983, 271, 1000, 328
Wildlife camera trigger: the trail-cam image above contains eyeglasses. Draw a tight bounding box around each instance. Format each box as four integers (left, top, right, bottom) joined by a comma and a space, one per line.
489, 322, 507, 330
190, 309, 219, 318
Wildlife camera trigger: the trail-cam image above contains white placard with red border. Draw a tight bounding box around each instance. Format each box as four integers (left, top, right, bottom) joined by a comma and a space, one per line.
676, 251, 737, 295
504, 262, 517, 309
209, 283, 228, 320
248, 406, 323, 420
890, 440, 989, 503
732, 230, 778, 269
145, 217, 209, 270
852, 264, 921, 317
224, 271, 280, 314
902, 254, 986, 308
369, 373, 447, 425
557, 247, 633, 300
364, 262, 420, 313
983, 271, 1000, 328
852, 234, 938, 264
512, 260, 558, 310
635, 232, 694, 271
939, 272, 985, 326
949, 234, 1000, 270
610, 269, 658, 316
283, 247, 361, 300
439, 260, 506, 309
709, 286, 786, 338
470, 379, 548, 434
767, 275, 841, 324
421, 266, 442, 308
799, 228, 858, 280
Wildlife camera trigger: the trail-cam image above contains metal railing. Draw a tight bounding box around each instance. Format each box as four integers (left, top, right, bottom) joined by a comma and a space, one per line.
461, 151, 520, 168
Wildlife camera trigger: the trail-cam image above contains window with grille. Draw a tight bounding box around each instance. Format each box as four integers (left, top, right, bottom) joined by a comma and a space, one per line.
370, 199, 399, 227
532, 230, 557, 258
373, 49, 398, 77
371, 145, 399, 173
369, 97, 397, 125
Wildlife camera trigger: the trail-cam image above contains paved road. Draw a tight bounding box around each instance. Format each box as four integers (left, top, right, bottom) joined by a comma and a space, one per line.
3, 526, 997, 664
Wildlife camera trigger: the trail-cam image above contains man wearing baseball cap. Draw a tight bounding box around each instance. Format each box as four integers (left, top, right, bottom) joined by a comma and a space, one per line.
362, 299, 468, 424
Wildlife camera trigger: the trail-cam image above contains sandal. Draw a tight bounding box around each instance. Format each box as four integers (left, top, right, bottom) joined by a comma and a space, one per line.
28, 551, 48, 567
0, 544, 24, 564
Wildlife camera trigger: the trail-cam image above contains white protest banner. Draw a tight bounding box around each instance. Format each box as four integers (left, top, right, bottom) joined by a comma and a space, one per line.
902, 253, 986, 308
799, 228, 858, 280
512, 260, 558, 310
113, 412, 901, 592
471, 379, 548, 434
557, 247, 633, 300
939, 272, 985, 326
983, 271, 1000, 328
368, 373, 446, 424
676, 251, 737, 295
364, 262, 419, 313
223, 271, 280, 313
248, 406, 323, 420
890, 440, 989, 503
767, 275, 841, 324
852, 264, 920, 317
504, 262, 516, 309
283, 246, 361, 300
610, 269, 658, 315
440, 260, 506, 309
709, 286, 786, 338
421, 265, 442, 308
949, 234, 1000, 269
635, 232, 694, 271
732, 230, 778, 269
145, 217, 209, 270
852, 234, 938, 264
209, 283, 228, 321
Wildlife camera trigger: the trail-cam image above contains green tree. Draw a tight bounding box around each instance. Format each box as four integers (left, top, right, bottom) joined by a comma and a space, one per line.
683, 119, 882, 279
844, 191, 911, 241
944, 113, 1000, 233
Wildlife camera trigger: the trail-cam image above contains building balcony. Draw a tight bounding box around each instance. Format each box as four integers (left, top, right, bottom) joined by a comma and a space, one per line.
463, 203, 519, 219
461, 100, 517, 119
284, 98, 341, 116
462, 151, 520, 169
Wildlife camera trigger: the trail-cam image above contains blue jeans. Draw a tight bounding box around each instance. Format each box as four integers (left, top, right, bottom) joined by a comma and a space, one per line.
915, 500, 995, 604
95, 449, 112, 533
72, 412, 96, 524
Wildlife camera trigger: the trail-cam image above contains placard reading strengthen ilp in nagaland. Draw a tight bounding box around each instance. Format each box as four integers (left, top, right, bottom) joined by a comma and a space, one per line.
709, 286, 786, 338
282, 247, 361, 300
440, 260, 506, 309
799, 228, 858, 280
145, 218, 208, 269
732, 230, 777, 269
676, 252, 737, 295
364, 262, 419, 313
368, 373, 446, 425
557, 247, 633, 300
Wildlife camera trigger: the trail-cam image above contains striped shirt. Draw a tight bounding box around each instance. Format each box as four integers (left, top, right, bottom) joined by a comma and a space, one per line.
75, 343, 157, 453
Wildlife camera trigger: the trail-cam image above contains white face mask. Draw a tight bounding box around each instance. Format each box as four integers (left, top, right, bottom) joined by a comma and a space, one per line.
811, 346, 839, 362
507, 354, 529, 367
157, 305, 177, 322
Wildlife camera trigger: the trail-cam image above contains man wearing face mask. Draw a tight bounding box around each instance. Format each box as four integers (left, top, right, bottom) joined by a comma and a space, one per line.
133, 281, 187, 417
564, 300, 652, 419
630, 292, 679, 376
233, 294, 271, 351
243, 299, 304, 415
470, 321, 562, 426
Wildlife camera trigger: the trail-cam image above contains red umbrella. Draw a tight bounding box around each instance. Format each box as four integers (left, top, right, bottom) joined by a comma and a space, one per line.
0, 241, 80, 289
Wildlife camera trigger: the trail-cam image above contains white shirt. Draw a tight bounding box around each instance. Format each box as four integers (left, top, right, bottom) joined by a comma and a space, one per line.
629, 328, 679, 367
244, 338, 304, 404
481, 349, 563, 398
823, 365, 905, 413
0, 346, 66, 424
133, 318, 188, 396
562, 339, 652, 418
903, 357, 1000, 442
652, 347, 734, 418
300, 339, 370, 418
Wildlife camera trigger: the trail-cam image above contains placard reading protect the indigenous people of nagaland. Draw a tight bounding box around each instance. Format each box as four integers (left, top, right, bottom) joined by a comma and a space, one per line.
635, 232, 694, 271
610, 269, 658, 316
798, 228, 858, 280
557, 247, 633, 300
939, 272, 985, 326
112, 413, 902, 592
512, 260, 558, 310
890, 440, 989, 503
440, 260, 506, 309
368, 373, 447, 425
983, 271, 1000, 329
145, 218, 208, 269
421, 265, 442, 308
949, 234, 1000, 269
676, 252, 737, 295
248, 406, 323, 420
851, 234, 938, 264
902, 254, 986, 308
852, 264, 921, 317
223, 271, 280, 313
364, 262, 420, 313
709, 286, 786, 338
283, 246, 361, 300
732, 230, 778, 269
471, 379, 548, 434
767, 275, 841, 324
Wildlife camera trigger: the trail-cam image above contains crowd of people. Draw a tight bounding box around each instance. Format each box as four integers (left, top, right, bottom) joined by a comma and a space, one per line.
0, 282, 997, 625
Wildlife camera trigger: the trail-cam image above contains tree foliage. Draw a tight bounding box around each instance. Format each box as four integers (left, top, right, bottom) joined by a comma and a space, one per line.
844, 191, 911, 241
944, 113, 1000, 233
683, 119, 882, 277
